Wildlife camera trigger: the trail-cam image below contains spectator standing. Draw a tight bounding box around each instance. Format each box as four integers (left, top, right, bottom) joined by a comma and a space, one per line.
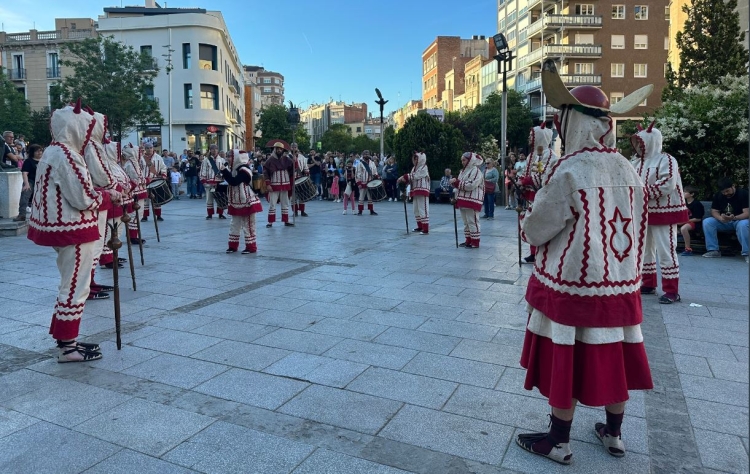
504, 162, 518, 209
702, 177, 749, 262
13, 144, 42, 221
679, 185, 705, 256
162, 151, 175, 171
384, 156, 399, 201
308, 150, 323, 199
170, 165, 182, 199
482, 159, 499, 219
2, 131, 21, 167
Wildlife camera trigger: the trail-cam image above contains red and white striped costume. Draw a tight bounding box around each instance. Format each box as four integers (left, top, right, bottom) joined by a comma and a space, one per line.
27, 102, 103, 341
292, 151, 310, 214
263, 149, 294, 224
519, 92, 653, 409
99, 139, 131, 267
122, 144, 147, 241
631, 124, 688, 297
355, 156, 379, 212
221, 150, 263, 252
454, 152, 484, 247
142, 150, 167, 219
401, 152, 431, 233
200, 153, 227, 217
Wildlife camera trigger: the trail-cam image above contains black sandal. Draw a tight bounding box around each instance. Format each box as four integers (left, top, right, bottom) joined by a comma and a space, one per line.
91, 284, 115, 292
57, 341, 102, 363
57, 339, 100, 352
87, 292, 110, 300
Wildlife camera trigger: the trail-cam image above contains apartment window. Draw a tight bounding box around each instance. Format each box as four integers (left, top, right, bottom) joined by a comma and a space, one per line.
184, 84, 193, 109
664, 37, 669, 50
143, 85, 154, 101
610, 92, 624, 104
634, 35, 648, 49
182, 43, 191, 69
356, 127, 362, 132
612, 5, 625, 19
635, 5, 648, 20
263, 78, 271, 84
575, 4, 594, 15
611, 63, 625, 77
263, 87, 271, 93
664, 63, 669, 77
665, 6, 670, 20
611, 35, 625, 49
47, 52, 60, 78
575, 34, 594, 44
574, 63, 594, 74
198, 44, 217, 70
634, 63, 648, 77
200, 84, 219, 109
140, 45, 153, 57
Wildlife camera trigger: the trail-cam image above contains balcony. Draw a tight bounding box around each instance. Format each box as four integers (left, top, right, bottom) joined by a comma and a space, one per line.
545, 44, 602, 58
46, 67, 62, 79
6, 69, 26, 81
518, 47, 544, 69
531, 104, 557, 119
546, 15, 603, 29
560, 74, 602, 86
521, 77, 542, 93
228, 79, 241, 96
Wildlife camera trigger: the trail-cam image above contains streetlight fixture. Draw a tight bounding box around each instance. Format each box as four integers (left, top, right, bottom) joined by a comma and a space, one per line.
375, 88, 388, 159
492, 32, 514, 202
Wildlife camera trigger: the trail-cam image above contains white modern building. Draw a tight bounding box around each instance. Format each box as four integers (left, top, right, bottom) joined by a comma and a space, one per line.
97, 0, 245, 152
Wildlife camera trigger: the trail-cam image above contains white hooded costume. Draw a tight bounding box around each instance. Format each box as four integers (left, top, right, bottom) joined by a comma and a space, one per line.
220, 150, 263, 253
401, 152, 431, 233
454, 152, 485, 247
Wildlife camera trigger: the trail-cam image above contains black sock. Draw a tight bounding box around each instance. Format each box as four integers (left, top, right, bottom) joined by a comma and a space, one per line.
605, 410, 624, 437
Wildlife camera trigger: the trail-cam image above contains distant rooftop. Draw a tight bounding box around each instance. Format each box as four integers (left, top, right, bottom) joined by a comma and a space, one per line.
102, 6, 206, 16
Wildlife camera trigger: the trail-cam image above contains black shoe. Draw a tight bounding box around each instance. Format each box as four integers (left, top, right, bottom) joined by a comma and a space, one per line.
301, 212, 308, 217
206, 215, 212, 219
285, 222, 295, 227
130, 238, 146, 245
101, 262, 124, 269
459, 242, 469, 247
142, 217, 148, 221
357, 211, 363, 215
118, 257, 127, 263
241, 248, 253, 255
226, 248, 236, 254
218, 214, 227, 219
91, 284, 115, 292
524, 254, 535, 263
370, 210, 378, 215
266, 223, 273, 228
157, 217, 164, 222
413, 228, 421, 232
87, 291, 110, 300
640, 287, 656, 295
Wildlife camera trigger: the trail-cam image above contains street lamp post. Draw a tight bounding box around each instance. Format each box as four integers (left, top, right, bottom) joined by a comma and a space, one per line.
162, 29, 175, 152
375, 88, 388, 159
492, 33, 514, 203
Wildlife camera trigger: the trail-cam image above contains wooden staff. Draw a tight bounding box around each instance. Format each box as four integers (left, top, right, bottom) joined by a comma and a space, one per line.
399, 182, 409, 234
133, 201, 144, 265
453, 198, 459, 248
121, 205, 136, 291
106, 217, 123, 350
151, 199, 161, 242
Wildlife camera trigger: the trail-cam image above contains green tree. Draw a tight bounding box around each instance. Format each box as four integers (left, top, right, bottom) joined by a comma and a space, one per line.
321, 123, 352, 153
0, 71, 32, 140
651, 75, 748, 199
392, 113, 465, 179
293, 127, 312, 151
51, 35, 162, 141
673, 0, 748, 90
383, 125, 396, 154
29, 108, 53, 145
255, 103, 306, 146
352, 134, 380, 155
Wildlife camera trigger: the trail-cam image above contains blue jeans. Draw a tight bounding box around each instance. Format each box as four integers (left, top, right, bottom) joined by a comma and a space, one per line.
186, 176, 198, 196
703, 217, 749, 255
311, 173, 322, 196
483, 192, 496, 217
197, 180, 205, 197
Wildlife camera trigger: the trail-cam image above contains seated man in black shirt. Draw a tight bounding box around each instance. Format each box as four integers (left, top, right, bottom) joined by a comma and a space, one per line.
702, 177, 749, 261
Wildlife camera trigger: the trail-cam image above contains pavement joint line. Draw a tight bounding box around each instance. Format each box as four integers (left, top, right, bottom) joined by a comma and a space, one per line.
478, 277, 516, 285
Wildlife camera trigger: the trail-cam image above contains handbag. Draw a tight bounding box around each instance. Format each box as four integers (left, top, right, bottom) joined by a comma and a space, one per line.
485, 180, 496, 194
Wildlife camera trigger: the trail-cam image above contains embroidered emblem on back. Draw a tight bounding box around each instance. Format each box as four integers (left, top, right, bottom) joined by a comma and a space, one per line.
608, 207, 633, 262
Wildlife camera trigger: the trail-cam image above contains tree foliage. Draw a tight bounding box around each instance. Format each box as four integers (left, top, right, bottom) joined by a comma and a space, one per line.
0, 71, 32, 140
29, 109, 53, 146
352, 134, 381, 155
650, 75, 748, 199
51, 35, 162, 141
383, 125, 395, 154
666, 0, 748, 98
255, 103, 311, 148
321, 123, 352, 153
392, 113, 465, 179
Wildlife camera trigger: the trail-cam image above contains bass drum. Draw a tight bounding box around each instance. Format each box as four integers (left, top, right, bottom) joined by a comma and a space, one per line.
367, 179, 387, 202
294, 176, 317, 202
146, 178, 173, 206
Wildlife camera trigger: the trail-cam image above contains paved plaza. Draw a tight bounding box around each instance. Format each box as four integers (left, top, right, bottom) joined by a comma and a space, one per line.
0, 196, 747, 473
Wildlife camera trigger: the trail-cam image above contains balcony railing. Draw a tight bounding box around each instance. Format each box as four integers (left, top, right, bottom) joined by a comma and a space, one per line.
545, 44, 602, 57
521, 77, 542, 93
531, 104, 557, 118
7, 68, 26, 80
560, 74, 602, 86
2, 28, 95, 42
47, 67, 62, 79
518, 47, 544, 68
546, 15, 603, 28
5, 33, 31, 41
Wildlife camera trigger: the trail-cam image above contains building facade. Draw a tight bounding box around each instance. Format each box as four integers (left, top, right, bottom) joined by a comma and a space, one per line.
97, 1, 245, 152
242, 65, 265, 150
393, 99, 424, 130
0, 18, 98, 111
497, 0, 669, 137
422, 36, 490, 110
255, 68, 285, 107
300, 101, 368, 148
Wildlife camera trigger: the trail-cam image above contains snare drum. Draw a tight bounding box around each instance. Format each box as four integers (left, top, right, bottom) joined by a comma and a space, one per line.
213, 184, 229, 208
146, 178, 173, 206
294, 176, 317, 202
367, 179, 387, 202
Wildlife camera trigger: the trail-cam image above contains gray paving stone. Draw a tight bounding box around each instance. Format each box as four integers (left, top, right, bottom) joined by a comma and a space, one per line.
186, 301, 265, 321
669, 337, 738, 361
153, 312, 216, 331
491, 328, 526, 348
0, 422, 121, 474
0, 406, 39, 439
686, 397, 749, 437
379, 404, 513, 465
352, 308, 428, 330
501, 427, 651, 473
392, 301, 461, 320
292, 448, 411, 473
427, 293, 496, 312
417, 318, 499, 342
0, 325, 56, 353
457, 307, 527, 331
189, 319, 276, 343
263, 352, 331, 378
293, 300, 366, 320
0, 316, 32, 335
694, 428, 749, 474
494, 366, 546, 399
162, 420, 315, 474
75, 398, 215, 456
306, 317, 389, 341
732, 345, 749, 362
227, 294, 309, 311
403, 352, 504, 388
194, 367, 308, 409
667, 325, 749, 348
323, 339, 418, 370
131, 329, 222, 356
373, 327, 461, 355
707, 358, 749, 383
344, 294, 402, 311
304, 358, 370, 388
249, 309, 325, 330
680, 373, 749, 407
254, 328, 343, 355
404, 281, 463, 296
279, 384, 403, 435
449, 339, 523, 368
122, 353, 228, 389
192, 340, 290, 370
672, 353, 713, 377
82, 449, 196, 473
347, 367, 458, 409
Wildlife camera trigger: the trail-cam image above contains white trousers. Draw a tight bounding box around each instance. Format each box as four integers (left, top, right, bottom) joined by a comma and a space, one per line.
50, 241, 97, 340
413, 195, 429, 231
643, 224, 679, 294
460, 208, 480, 244
267, 190, 290, 223
228, 214, 257, 250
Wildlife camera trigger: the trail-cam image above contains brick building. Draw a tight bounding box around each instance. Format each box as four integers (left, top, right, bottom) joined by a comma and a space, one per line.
421, 36, 489, 110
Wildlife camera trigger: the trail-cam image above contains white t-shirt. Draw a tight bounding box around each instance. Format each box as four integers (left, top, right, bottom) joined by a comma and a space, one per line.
170, 171, 181, 184
514, 160, 527, 172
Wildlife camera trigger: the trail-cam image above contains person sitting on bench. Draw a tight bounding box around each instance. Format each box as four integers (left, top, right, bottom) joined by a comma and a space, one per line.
702, 177, 749, 261
434, 168, 452, 202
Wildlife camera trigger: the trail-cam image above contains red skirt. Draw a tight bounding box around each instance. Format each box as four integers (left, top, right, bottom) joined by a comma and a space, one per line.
520, 329, 653, 409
